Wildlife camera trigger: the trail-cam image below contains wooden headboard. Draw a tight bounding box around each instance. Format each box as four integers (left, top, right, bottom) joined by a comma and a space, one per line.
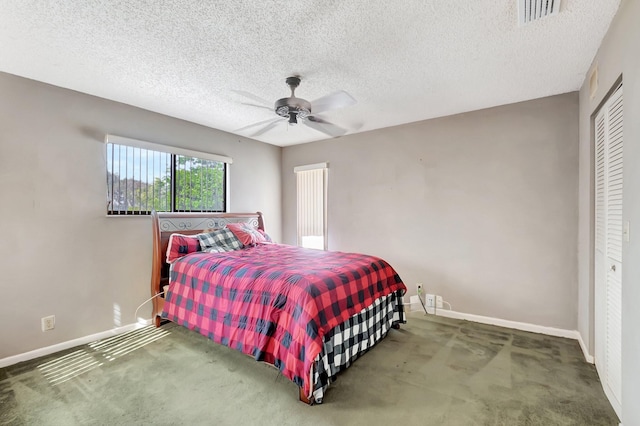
150, 210, 265, 326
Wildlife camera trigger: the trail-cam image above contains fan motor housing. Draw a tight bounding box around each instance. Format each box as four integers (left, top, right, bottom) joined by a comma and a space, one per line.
275, 97, 312, 121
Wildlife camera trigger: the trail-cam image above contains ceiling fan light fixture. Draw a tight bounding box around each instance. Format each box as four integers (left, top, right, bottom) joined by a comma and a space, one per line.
297, 108, 311, 119
276, 105, 289, 117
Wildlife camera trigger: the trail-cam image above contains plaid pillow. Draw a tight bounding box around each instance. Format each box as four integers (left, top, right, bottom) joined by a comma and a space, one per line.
197, 228, 243, 252
166, 234, 201, 263
226, 222, 269, 246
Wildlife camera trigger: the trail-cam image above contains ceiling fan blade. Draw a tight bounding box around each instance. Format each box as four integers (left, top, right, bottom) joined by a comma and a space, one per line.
235, 117, 281, 132
250, 118, 284, 137
231, 90, 273, 107
241, 102, 273, 111
311, 90, 357, 114
305, 116, 347, 138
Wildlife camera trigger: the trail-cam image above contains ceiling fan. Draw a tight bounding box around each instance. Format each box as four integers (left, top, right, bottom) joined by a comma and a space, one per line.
234, 76, 357, 138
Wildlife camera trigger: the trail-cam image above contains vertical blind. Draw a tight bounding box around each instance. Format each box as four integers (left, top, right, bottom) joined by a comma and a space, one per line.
107, 144, 172, 213
295, 163, 327, 249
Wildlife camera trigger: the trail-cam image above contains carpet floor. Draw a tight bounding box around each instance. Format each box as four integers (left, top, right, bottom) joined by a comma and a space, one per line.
0, 313, 619, 425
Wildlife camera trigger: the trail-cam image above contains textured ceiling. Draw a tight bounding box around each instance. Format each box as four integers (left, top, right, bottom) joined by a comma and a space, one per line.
0, 0, 621, 147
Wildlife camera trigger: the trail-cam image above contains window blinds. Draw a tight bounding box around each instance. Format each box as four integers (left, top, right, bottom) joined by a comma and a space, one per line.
295, 163, 327, 250
105, 134, 230, 215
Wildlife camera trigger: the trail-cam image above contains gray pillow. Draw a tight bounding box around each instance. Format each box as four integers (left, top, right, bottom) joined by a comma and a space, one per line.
197, 228, 243, 252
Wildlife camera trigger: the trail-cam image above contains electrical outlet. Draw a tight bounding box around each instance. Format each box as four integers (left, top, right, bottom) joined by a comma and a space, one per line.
416, 283, 423, 297
425, 294, 435, 307
436, 295, 443, 309
41, 315, 55, 332
425, 294, 436, 314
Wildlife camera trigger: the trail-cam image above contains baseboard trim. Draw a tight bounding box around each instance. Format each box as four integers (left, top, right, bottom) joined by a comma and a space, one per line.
576, 330, 594, 364
0, 319, 152, 369
435, 309, 594, 362
2, 312, 596, 368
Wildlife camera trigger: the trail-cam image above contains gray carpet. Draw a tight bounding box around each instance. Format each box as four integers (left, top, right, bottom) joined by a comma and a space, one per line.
1, 313, 619, 425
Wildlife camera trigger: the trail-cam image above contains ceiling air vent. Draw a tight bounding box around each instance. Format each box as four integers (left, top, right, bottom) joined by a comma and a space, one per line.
518, 0, 561, 25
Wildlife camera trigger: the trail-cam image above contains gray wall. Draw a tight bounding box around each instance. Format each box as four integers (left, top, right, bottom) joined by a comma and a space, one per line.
577, 0, 640, 423
283, 93, 579, 330
0, 72, 282, 359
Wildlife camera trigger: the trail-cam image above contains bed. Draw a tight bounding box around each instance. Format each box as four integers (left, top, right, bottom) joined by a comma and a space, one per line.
150, 211, 406, 404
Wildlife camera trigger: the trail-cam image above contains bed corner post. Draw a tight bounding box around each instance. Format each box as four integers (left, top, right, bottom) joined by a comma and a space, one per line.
150, 210, 163, 327
256, 211, 265, 231
298, 387, 312, 405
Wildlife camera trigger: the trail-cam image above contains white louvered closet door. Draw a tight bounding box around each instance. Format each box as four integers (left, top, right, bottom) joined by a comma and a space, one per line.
594, 84, 623, 418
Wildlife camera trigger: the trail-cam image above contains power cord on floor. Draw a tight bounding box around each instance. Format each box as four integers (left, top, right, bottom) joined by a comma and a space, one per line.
413, 295, 452, 315
418, 293, 431, 315
134, 292, 164, 321
404, 293, 452, 316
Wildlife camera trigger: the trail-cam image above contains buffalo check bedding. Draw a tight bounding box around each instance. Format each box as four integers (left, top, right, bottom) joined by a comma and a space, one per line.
162, 243, 406, 400
312, 290, 403, 402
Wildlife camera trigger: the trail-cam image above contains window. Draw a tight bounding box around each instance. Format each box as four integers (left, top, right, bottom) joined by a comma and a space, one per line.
105, 135, 231, 215
295, 163, 328, 250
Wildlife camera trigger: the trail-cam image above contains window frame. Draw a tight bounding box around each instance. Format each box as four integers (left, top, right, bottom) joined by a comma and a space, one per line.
105, 135, 232, 216
294, 162, 328, 250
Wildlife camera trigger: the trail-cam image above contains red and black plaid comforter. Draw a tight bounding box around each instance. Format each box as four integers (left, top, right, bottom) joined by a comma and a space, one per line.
162, 244, 406, 396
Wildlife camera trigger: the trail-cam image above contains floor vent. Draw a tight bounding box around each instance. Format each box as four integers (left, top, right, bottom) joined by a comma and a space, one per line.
518, 0, 561, 25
